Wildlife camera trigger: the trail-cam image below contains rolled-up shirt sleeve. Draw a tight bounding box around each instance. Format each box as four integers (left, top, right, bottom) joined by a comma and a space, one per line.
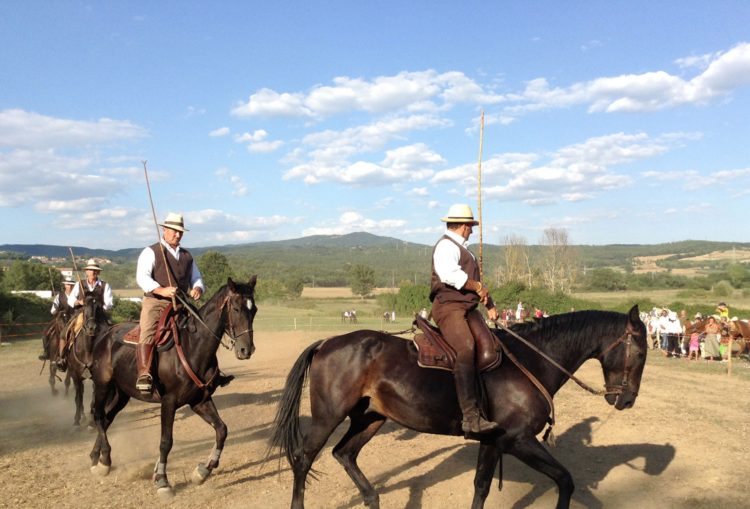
136, 247, 160, 293
433, 239, 469, 290
190, 260, 204, 292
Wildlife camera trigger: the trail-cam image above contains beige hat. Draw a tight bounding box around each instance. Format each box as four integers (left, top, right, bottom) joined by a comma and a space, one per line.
159, 212, 188, 232
84, 259, 101, 271
63, 275, 76, 285
440, 204, 479, 225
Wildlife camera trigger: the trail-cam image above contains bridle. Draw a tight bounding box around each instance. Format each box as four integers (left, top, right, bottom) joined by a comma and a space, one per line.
174, 290, 254, 351
598, 330, 637, 397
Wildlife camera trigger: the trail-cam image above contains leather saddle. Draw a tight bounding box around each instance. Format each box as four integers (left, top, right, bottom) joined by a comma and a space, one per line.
122, 303, 179, 348
412, 314, 502, 373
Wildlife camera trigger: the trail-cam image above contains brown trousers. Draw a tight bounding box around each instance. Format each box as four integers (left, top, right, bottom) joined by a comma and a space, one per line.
139, 296, 170, 345
431, 299, 491, 414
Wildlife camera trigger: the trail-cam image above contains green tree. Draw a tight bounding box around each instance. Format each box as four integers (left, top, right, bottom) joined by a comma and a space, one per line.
197, 251, 235, 298
350, 264, 376, 298
1, 260, 52, 291
283, 275, 305, 298
725, 263, 748, 288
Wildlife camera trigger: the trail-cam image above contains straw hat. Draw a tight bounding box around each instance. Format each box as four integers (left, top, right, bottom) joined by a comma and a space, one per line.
63, 275, 76, 285
84, 259, 101, 271
159, 212, 188, 232
440, 204, 479, 225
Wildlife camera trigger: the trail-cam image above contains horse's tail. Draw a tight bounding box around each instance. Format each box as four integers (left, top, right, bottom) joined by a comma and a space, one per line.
268, 339, 324, 468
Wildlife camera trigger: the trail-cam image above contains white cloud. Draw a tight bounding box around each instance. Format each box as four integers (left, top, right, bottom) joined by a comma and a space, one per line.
303, 210, 406, 236
215, 167, 248, 197
209, 127, 230, 137
232, 70, 505, 119
499, 42, 750, 119
234, 129, 283, 153
432, 132, 697, 206
248, 140, 284, 153
0, 109, 146, 148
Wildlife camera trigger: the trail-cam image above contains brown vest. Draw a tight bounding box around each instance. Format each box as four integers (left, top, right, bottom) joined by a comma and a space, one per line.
430, 235, 481, 305
145, 242, 194, 299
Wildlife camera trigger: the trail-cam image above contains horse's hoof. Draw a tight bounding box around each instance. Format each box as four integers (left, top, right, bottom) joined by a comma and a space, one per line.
156, 486, 174, 500
90, 464, 110, 476
191, 463, 211, 484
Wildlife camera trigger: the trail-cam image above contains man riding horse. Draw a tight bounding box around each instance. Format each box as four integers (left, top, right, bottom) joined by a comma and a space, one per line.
135, 212, 232, 394
38, 275, 76, 360
430, 204, 500, 436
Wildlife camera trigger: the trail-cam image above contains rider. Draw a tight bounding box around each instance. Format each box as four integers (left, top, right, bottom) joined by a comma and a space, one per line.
56, 260, 113, 370
430, 204, 500, 436
38, 275, 76, 360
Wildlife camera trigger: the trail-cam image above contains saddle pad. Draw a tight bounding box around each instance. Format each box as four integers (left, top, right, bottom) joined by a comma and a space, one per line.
413, 333, 454, 371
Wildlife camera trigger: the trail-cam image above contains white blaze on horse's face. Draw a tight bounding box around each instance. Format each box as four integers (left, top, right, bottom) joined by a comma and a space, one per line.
246, 299, 254, 311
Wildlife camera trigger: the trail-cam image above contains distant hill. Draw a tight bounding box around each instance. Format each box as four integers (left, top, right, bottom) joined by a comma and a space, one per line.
3, 234, 750, 287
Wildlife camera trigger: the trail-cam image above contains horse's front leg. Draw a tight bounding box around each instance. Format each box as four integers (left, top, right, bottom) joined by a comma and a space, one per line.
154, 396, 178, 499
189, 396, 227, 485
49, 363, 59, 396
471, 440, 501, 509
509, 436, 574, 509
73, 375, 84, 428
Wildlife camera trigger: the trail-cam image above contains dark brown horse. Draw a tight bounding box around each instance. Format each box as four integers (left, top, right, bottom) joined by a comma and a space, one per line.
61, 285, 109, 427
88, 277, 257, 499
40, 290, 75, 396
271, 306, 647, 509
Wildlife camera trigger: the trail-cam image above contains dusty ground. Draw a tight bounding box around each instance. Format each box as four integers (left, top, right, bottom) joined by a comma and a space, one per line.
1, 331, 749, 509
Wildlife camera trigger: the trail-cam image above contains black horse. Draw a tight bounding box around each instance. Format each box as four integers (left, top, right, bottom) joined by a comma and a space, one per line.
271, 306, 647, 509
60, 285, 109, 427
40, 290, 75, 396
88, 277, 257, 499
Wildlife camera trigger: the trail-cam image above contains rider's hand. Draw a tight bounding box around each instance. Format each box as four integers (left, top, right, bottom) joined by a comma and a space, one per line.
190, 287, 203, 301
487, 307, 499, 322
155, 286, 177, 298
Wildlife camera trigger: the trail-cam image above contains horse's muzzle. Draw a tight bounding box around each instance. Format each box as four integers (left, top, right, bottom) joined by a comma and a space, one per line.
235, 334, 255, 360
606, 387, 637, 410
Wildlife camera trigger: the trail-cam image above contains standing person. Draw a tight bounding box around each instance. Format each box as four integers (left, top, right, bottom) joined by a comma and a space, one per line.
38, 275, 76, 360
703, 316, 722, 360
430, 204, 499, 436
135, 212, 204, 394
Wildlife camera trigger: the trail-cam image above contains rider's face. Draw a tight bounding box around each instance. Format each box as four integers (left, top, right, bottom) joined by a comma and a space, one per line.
163, 227, 183, 248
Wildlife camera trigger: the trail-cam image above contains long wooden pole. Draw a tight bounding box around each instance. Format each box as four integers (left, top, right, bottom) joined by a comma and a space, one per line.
142, 161, 177, 307
477, 110, 485, 282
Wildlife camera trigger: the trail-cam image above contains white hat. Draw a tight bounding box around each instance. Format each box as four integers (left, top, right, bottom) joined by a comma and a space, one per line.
63, 275, 76, 285
440, 204, 479, 225
84, 259, 101, 271
159, 212, 188, 232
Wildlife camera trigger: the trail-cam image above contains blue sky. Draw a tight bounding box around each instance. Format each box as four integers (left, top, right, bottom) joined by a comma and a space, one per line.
1, 1, 749, 249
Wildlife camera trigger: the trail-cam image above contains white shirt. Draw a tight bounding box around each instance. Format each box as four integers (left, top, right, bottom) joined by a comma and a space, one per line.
68, 279, 114, 311
433, 229, 473, 290
136, 240, 205, 294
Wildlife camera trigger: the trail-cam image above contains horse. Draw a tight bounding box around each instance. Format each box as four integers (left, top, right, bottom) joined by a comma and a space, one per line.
40, 290, 75, 396
88, 277, 257, 499
270, 306, 647, 509
341, 310, 358, 324
60, 285, 109, 427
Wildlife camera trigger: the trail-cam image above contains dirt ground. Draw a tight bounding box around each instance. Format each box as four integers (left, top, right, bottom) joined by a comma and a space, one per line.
1, 331, 749, 509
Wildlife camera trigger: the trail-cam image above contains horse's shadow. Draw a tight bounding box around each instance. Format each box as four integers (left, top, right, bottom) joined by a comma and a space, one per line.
342, 416, 675, 509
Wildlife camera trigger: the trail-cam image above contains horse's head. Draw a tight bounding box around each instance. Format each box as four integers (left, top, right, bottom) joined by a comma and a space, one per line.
82, 286, 105, 338
220, 276, 258, 360
600, 305, 648, 410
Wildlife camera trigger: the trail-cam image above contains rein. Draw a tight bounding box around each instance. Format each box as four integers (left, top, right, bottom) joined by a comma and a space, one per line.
167, 290, 252, 391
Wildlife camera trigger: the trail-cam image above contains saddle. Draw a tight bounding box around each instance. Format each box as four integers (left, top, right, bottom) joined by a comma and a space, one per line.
412, 315, 502, 372
122, 303, 179, 348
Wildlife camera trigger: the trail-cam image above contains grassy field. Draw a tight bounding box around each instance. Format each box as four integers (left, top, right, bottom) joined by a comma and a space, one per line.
573, 288, 750, 313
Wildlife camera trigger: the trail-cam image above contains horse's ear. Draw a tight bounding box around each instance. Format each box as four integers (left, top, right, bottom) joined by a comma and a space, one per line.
248, 274, 257, 287
227, 277, 236, 291
628, 305, 640, 322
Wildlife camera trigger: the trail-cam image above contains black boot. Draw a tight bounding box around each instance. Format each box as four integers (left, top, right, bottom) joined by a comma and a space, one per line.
216, 371, 235, 387
39, 350, 49, 361
454, 361, 499, 436
135, 343, 155, 394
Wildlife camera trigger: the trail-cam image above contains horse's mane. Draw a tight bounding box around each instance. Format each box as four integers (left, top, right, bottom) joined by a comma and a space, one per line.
503, 310, 628, 357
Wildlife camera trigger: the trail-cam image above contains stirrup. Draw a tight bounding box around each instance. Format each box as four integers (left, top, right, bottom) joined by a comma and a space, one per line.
461, 409, 500, 435
136, 374, 153, 394
56, 359, 67, 372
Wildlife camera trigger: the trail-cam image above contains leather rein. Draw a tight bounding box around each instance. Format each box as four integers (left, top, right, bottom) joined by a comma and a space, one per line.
494, 321, 637, 439
169, 291, 252, 390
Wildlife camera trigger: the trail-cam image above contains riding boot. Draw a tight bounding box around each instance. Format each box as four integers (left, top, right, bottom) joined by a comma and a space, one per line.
454, 361, 499, 436
38, 350, 49, 361
135, 342, 155, 394
216, 370, 235, 387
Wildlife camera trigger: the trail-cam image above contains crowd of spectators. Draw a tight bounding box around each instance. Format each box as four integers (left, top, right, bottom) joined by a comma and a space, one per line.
643, 302, 738, 361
